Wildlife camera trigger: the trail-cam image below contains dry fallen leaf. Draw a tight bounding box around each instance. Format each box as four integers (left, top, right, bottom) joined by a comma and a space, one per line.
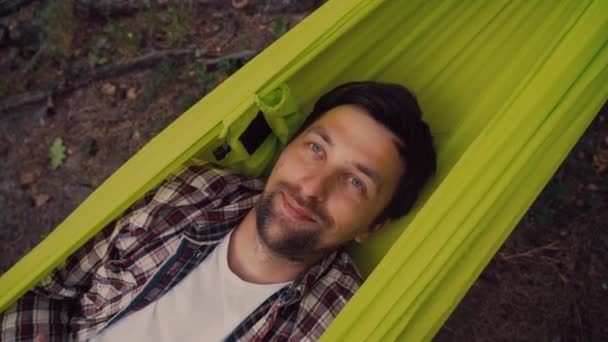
101, 83, 116, 96
592, 149, 608, 174
33, 193, 50, 207
232, 0, 249, 9
127, 87, 138, 100
20, 171, 36, 187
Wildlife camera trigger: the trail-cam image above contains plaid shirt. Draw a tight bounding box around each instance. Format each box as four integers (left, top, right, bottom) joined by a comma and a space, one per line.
0, 164, 362, 341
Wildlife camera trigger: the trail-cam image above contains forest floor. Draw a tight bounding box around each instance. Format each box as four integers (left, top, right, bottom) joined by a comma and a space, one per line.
1, 1, 606, 341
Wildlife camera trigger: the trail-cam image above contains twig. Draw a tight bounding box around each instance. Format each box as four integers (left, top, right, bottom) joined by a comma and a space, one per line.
0, 48, 259, 114
499, 241, 561, 261
21, 43, 46, 75
0, 90, 50, 112
205, 49, 257, 64
217, 13, 239, 51
573, 297, 584, 340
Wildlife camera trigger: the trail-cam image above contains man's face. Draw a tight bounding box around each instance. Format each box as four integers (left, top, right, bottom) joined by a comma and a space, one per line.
255, 104, 405, 261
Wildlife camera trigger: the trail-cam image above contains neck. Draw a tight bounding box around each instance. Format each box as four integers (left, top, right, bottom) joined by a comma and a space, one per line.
227, 209, 314, 284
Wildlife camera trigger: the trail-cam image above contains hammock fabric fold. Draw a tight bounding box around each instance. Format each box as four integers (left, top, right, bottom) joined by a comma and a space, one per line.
1, 0, 607, 340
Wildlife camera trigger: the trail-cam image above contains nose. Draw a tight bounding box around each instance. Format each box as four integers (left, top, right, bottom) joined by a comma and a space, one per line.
298, 170, 331, 202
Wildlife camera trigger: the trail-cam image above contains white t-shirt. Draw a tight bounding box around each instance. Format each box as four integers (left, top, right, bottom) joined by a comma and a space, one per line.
92, 231, 290, 342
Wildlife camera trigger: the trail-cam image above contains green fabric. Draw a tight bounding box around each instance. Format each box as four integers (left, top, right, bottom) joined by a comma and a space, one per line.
1, 0, 607, 341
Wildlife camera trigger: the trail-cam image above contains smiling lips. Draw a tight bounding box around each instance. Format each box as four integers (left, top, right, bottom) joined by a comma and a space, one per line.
280, 192, 316, 222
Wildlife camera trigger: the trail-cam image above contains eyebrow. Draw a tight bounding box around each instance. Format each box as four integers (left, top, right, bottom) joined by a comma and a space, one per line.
353, 162, 381, 190
311, 127, 333, 146
311, 127, 382, 191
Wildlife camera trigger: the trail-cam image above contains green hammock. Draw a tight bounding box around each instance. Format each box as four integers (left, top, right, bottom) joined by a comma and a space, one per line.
1, 0, 607, 340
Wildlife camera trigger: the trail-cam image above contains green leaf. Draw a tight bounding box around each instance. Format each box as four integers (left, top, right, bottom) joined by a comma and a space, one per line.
217, 58, 235, 76
178, 95, 198, 112
273, 18, 289, 38
194, 64, 213, 91
50, 137, 66, 169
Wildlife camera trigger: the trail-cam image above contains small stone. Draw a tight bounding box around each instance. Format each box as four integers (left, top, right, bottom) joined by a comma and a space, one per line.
95, 37, 109, 50
20, 172, 36, 187
132, 130, 141, 141
232, 0, 249, 9
560, 230, 567, 237
587, 184, 599, 192
577, 151, 585, 160
46, 96, 56, 116
87, 138, 99, 157
33, 193, 51, 207
576, 199, 584, 207
102, 83, 116, 96
599, 115, 605, 123
126, 87, 138, 100
159, 13, 172, 24
293, 14, 306, 24
205, 24, 221, 35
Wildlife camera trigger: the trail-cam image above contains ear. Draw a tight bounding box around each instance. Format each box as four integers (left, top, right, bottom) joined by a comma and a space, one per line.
353, 220, 389, 244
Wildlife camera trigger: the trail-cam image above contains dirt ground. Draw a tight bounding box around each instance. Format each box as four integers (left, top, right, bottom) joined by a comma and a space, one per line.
1, 1, 607, 341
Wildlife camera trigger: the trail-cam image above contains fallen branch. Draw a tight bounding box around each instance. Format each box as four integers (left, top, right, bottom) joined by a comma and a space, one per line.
0, 0, 35, 16
76, 0, 224, 17
205, 49, 257, 65
82, 48, 197, 84
0, 48, 258, 114
0, 90, 50, 112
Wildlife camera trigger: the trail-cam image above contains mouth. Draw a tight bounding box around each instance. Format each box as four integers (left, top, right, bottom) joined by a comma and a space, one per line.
280, 191, 316, 223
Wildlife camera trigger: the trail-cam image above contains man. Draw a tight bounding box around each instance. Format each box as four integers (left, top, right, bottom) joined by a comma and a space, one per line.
0, 81, 436, 341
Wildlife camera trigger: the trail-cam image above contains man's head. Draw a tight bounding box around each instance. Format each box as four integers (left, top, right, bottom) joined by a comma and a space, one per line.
255, 81, 436, 262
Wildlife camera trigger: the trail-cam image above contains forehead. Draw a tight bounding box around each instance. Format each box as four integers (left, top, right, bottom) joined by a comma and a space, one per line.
304, 105, 404, 188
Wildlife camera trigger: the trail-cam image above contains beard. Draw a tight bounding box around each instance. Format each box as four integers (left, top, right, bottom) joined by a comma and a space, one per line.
255, 182, 333, 262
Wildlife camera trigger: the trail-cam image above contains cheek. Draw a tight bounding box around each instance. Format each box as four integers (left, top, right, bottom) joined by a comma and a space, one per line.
325, 192, 382, 233
325, 195, 366, 231
270, 147, 309, 180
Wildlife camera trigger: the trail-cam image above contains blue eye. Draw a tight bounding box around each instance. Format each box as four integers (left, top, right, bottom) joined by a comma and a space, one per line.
351, 177, 364, 189
310, 143, 322, 154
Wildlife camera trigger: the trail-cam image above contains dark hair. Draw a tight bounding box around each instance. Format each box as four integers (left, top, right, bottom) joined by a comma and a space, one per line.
295, 81, 437, 222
